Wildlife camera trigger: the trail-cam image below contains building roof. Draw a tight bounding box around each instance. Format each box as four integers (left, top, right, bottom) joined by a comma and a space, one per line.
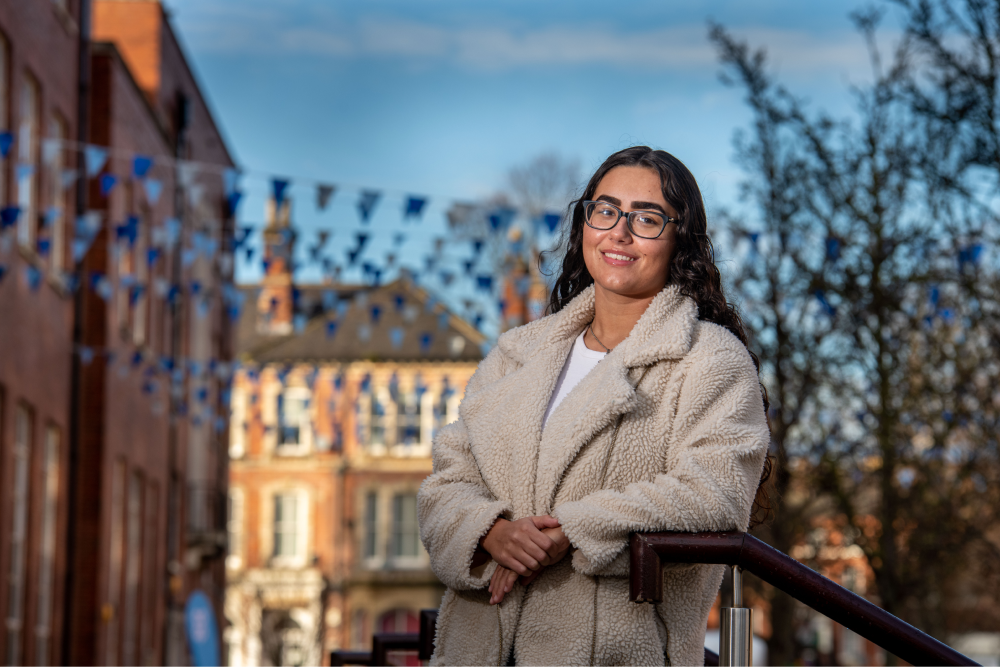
236, 279, 487, 364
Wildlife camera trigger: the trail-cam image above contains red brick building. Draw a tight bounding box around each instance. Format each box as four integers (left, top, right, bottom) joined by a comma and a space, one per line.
225, 200, 486, 665
0, 2, 81, 665
0, 1, 234, 664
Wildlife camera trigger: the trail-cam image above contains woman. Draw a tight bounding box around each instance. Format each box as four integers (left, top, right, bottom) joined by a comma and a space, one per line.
418, 146, 770, 666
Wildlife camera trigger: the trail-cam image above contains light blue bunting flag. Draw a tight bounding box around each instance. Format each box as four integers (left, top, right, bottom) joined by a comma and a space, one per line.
60, 168, 79, 190
85, 145, 109, 176
224, 168, 241, 195
488, 207, 516, 232
24, 265, 41, 291
390, 326, 404, 349
15, 164, 35, 182
144, 178, 163, 205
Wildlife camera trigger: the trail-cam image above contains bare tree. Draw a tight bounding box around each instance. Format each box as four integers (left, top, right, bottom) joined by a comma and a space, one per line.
714, 6, 1000, 660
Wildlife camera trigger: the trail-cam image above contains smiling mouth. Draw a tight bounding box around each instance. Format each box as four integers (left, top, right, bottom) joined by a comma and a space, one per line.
602, 251, 636, 262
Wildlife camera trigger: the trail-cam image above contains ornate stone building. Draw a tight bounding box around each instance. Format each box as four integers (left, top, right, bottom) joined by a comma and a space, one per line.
224, 200, 485, 665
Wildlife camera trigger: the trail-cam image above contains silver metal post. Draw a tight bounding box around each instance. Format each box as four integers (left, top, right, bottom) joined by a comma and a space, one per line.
719, 565, 753, 666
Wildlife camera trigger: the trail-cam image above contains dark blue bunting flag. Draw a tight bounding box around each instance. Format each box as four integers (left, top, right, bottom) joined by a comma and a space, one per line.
132, 155, 153, 179
272, 178, 290, 206
227, 191, 243, 216
542, 212, 561, 233
355, 232, 370, 250
439, 271, 455, 286
488, 207, 516, 232
393, 294, 406, 312
958, 244, 983, 268
813, 289, 836, 317
370, 305, 382, 324
116, 216, 139, 245
929, 285, 939, 306
463, 260, 475, 276
0, 132, 13, 158
825, 237, 841, 262
37, 237, 51, 257
404, 196, 427, 219
420, 332, 433, 352
347, 249, 360, 266
147, 247, 162, 268
393, 233, 406, 246
317, 184, 336, 211
100, 173, 118, 197
476, 275, 494, 292
471, 239, 484, 256
357, 190, 381, 223
0, 207, 19, 229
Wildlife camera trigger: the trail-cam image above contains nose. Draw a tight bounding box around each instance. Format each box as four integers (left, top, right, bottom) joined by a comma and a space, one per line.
607, 214, 633, 242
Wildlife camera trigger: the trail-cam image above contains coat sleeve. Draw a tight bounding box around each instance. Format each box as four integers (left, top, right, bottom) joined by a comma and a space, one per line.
417, 348, 514, 590
552, 343, 769, 577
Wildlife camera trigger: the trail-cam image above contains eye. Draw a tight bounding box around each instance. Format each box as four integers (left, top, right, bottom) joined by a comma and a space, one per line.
633, 212, 661, 226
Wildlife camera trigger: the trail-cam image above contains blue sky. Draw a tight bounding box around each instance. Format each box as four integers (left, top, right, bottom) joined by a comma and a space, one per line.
163, 0, 890, 312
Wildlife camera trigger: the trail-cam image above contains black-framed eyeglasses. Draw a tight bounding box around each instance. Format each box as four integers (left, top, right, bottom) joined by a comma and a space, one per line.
582, 200, 676, 239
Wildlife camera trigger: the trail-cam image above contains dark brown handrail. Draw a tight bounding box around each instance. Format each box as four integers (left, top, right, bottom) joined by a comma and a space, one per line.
329, 649, 372, 666
630, 531, 980, 667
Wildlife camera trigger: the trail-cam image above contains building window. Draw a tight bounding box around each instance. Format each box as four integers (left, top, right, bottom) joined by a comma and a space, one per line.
104, 460, 126, 666
34, 425, 60, 666
369, 388, 388, 448
277, 387, 311, 455
227, 488, 244, 570
272, 491, 308, 567
362, 492, 377, 560
45, 113, 68, 273
0, 34, 8, 204
390, 494, 420, 560
18, 72, 40, 248
121, 473, 144, 666
5, 405, 32, 666
229, 385, 246, 458
140, 483, 159, 664
378, 609, 419, 634
396, 390, 421, 447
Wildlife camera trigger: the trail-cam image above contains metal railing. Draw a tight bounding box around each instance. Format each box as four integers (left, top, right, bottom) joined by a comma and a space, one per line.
631, 531, 979, 666
332, 531, 979, 666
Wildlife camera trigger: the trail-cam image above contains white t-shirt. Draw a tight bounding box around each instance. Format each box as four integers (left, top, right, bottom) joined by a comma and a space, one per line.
541, 330, 607, 430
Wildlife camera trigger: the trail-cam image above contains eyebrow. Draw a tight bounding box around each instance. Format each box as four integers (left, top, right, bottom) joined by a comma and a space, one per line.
595, 194, 669, 215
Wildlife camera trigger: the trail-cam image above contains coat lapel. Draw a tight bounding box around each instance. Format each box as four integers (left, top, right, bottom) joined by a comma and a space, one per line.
459, 283, 700, 517
534, 284, 700, 514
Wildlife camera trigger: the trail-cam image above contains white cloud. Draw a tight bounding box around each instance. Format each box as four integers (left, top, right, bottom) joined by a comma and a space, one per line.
168, 1, 879, 79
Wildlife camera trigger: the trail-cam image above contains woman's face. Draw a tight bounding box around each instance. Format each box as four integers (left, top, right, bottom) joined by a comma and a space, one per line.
582, 165, 678, 301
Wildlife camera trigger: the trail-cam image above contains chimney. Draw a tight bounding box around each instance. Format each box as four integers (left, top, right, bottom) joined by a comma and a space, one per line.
257, 197, 296, 334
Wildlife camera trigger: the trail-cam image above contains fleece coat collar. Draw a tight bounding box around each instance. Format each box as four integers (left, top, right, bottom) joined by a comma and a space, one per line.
461, 284, 698, 516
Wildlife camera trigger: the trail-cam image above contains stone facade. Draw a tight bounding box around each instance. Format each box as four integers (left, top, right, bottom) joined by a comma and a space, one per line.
226, 201, 484, 665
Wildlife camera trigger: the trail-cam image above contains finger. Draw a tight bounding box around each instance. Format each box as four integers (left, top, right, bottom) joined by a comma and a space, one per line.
526, 531, 557, 556
532, 515, 561, 529
515, 545, 546, 569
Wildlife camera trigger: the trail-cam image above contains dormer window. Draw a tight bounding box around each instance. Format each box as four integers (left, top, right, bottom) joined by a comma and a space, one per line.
276, 387, 312, 455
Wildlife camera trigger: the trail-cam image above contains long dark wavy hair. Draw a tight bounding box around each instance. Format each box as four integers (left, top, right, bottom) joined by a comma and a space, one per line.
548, 146, 774, 528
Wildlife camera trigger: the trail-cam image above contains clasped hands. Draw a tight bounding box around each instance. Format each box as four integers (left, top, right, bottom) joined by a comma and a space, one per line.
476, 516, 571, 605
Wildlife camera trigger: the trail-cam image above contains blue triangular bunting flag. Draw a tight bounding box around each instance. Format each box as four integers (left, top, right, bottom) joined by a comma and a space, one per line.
0, 132, 13, 158
357, 190, 380, 223
144, 178, 163, 205
404, 196, 427, 219
132, 155, 153, 179
272, 178, 289, 205
85, 145, 109, 177
100, 173, 118, 197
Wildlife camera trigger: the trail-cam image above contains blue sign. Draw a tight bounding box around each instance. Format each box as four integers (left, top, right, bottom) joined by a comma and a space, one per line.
185, 590, 220, 667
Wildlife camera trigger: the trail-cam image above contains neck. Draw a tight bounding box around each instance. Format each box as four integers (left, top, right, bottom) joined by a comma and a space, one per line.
587, 283, 661, 351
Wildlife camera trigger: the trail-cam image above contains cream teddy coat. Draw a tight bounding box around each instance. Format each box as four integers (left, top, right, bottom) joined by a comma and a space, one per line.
418, 284, 769, 666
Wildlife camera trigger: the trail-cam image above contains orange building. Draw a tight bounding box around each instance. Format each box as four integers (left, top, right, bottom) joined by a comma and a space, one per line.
225, 199, 485, 665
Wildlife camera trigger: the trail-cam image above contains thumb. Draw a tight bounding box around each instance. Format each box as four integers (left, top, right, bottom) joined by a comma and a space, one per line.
531, 514, 561, 529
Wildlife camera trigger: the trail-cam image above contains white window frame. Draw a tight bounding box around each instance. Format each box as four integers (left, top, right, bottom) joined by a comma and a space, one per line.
229, 385, 246, 459
18, 72, 40, 249
46, 113, 67, 274
360, 490, 379, 566
366, 386, 391, 456
275, 386, 312, 456
5, 405, 32, 666
34, 425, 60, 666
387, 493, 423, 569
227, 487, 244, 570
270, 489, 309, 569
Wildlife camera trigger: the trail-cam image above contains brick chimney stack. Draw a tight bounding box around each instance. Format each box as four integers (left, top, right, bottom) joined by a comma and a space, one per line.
257, 197, 296, 334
